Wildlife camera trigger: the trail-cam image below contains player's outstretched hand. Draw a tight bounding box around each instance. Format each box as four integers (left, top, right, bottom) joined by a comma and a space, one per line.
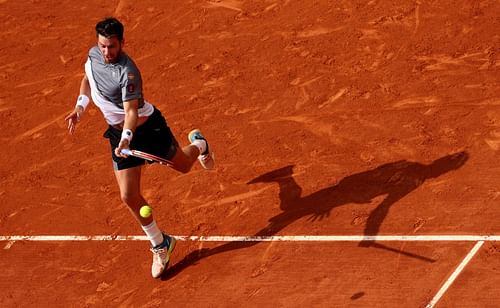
307, 208, 331, 222
64, 106, 83, 134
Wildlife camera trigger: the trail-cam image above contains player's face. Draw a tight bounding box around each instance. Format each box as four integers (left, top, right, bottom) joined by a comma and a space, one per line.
97, 34, 123, 64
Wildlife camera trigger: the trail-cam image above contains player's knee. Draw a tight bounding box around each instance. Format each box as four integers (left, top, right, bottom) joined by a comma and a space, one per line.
176, 163, 192, 174
120, 191, 140, 206
171, 151, 194, 173
171, 157, 192, 173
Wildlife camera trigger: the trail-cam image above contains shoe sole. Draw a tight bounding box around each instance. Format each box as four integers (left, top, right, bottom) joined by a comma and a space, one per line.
188, 129, 203, 144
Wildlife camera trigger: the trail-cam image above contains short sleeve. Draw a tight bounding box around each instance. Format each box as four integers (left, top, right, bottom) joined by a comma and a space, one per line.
121, 67, 143, 102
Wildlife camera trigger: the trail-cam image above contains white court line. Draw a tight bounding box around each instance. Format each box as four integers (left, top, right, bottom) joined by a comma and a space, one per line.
0, 235, 499, 242
425, 241, 485, 308
2, 234, 490, 304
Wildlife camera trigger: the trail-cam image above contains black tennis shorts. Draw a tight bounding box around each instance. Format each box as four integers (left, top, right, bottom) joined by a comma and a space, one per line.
103, 108, 178, 170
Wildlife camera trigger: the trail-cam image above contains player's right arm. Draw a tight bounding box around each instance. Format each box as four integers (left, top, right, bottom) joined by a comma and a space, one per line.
65, 75, 91, 134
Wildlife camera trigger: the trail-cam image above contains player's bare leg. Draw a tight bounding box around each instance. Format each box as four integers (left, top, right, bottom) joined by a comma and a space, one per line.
169, 129, 215, 172
114, 165, 151, 225
168, 144, 200, 173
114, 166, 175, 278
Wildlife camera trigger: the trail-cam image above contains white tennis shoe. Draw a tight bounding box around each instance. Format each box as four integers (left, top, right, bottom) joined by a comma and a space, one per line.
150, 233, 176, 278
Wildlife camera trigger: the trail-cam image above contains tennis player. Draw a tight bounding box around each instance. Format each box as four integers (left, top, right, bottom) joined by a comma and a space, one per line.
65, 17, 214, 278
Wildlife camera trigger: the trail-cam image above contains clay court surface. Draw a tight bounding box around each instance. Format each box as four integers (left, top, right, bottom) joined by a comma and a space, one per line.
1, 0, 499, 307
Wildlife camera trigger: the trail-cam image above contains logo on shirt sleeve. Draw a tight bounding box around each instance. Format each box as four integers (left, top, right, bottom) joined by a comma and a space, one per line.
127, 84, 135, 93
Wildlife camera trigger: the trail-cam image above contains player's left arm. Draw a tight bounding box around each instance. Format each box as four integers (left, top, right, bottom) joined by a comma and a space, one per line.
115, 99, 139, 157
65, 74, 92, 134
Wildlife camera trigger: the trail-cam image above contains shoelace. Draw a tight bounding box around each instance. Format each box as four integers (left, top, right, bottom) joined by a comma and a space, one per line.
151, 249, 168, 266
151, 247, 166, 254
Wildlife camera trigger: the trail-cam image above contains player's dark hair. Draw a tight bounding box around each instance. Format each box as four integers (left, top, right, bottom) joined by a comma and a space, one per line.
95, 17, 124, 41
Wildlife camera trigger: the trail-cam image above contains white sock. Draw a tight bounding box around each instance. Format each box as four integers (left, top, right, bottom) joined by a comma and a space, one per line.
141, 220, 164, 247
191, 139, 207, 155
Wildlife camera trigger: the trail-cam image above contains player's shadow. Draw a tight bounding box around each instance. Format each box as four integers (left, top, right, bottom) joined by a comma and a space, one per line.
163, 151, 468, 280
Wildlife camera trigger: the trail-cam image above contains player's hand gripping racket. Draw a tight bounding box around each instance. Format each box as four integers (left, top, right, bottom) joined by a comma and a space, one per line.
121, 149, 173, 166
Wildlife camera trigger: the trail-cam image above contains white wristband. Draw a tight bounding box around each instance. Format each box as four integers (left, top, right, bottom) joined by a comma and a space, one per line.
76, 94, 90, 110
121, 129, 133, 142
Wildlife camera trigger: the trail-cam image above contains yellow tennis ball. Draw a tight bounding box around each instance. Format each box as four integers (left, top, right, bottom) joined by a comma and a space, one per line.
139, 205, 152, 218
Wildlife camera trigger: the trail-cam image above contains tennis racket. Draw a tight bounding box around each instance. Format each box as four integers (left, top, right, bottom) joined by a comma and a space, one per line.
121, 149, 173, 166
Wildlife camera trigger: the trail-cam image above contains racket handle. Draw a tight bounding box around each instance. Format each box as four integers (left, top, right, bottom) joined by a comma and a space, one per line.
121, 148, 132, 155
